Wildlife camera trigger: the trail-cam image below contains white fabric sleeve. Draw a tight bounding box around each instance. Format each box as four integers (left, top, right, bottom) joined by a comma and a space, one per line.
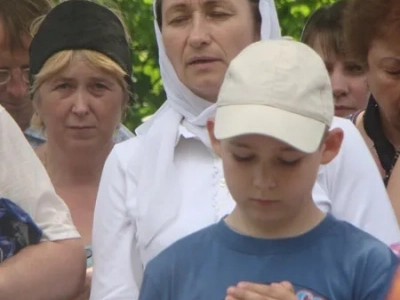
319, 117, 400, 246
0, 106, 79, 241
91, 141, 143, 299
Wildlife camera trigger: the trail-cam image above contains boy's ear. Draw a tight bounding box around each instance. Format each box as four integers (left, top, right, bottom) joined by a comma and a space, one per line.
320, 128, 344, 165
207, 118, 222, 157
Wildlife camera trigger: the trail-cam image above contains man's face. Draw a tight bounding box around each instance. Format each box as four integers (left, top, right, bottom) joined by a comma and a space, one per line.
0, 16, 32, 130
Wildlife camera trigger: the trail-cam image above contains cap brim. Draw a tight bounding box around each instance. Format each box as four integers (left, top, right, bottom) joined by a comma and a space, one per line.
214, 105, 327, 153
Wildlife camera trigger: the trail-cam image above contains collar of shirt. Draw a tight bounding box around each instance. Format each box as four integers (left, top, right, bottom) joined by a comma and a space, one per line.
176, 124, 197, 146
24, 127, 46, 148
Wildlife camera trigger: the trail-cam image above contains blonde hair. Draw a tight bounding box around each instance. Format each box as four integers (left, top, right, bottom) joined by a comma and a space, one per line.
31, 49, 130, 129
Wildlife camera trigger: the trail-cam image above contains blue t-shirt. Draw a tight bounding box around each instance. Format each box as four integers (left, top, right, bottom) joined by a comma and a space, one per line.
139, 214, 399, 300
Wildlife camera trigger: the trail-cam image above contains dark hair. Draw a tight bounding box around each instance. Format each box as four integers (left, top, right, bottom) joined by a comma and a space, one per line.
0, 0, 53, 51
155, 0, 261, 29
301, 0, 348, 59
344, 0, 400, 66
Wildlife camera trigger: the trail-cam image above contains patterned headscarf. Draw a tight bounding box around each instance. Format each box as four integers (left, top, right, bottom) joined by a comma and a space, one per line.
0, 198, 42, 263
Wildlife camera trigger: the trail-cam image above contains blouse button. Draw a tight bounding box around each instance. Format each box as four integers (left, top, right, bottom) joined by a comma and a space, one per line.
220, 178, 226, 187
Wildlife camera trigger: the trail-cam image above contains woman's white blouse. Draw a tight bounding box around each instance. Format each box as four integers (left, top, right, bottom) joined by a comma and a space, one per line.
90, 117, 400, 300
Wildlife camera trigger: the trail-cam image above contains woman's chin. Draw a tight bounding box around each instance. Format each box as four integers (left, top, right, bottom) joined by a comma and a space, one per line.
186, 81, 223, 103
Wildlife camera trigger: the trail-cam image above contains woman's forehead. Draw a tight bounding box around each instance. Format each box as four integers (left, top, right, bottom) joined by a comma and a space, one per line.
162, 0, 243, 10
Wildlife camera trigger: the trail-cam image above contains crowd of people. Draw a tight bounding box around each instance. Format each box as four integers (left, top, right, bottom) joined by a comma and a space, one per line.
1, 0, 400, 299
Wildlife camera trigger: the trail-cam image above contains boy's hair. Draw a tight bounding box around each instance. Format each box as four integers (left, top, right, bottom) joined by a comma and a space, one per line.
0, 0, 54, 51
343, 0, 400, 66
301, 0, 348, 60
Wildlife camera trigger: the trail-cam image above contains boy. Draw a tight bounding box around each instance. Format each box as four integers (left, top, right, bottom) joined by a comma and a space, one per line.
138, 40, 399, 300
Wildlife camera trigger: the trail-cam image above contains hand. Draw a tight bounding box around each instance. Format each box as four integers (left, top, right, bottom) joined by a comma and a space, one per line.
386, 267, 400, 300
72, 267, 92, 300
225, 281, 297, 300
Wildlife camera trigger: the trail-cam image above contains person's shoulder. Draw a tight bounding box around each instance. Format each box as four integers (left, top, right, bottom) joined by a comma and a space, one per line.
328, 116, 375, 168
144, 224, 216, 287
146, 224, 216, 272
155, 224, 216, 260
331, 116, 366, 145
111, 118, 163, 173
111, 135, 144, 167
333, 219, 400, 299
113, 124, 135, 144
331, 116, 358, 132
0, 105, 14, 126
332, 218, 397, 262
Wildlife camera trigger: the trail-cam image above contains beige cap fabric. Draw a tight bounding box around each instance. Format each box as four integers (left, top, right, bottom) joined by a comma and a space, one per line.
214, 39, 334, 153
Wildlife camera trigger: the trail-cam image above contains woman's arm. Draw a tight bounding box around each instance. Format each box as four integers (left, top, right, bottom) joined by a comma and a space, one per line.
91, 140, 143, 299
0, 106, 86, 299
0, 239, 86, 300
0, 106, 80, 242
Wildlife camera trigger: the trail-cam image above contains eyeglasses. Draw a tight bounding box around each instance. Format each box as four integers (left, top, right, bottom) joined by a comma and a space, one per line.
0, 67, 30, 86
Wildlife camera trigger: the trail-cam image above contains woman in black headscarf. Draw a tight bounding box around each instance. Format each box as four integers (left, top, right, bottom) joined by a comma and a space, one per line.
29, 0, 133, 298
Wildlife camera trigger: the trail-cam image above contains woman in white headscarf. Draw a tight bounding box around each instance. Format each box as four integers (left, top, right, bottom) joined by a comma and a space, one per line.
91, 0, 400, 298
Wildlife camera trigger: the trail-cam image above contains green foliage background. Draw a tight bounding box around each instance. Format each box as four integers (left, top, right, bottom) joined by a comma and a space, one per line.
59, 0, 337, 130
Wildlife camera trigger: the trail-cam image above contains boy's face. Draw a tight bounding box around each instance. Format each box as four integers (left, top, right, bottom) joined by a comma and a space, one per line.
208, 120, 343, 225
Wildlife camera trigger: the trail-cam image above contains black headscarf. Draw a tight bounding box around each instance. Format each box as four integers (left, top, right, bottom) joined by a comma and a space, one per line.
29, 0, 133, 89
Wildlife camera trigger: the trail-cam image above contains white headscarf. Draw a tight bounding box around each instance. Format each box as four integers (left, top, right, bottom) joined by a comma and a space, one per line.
133, 0, 281, 247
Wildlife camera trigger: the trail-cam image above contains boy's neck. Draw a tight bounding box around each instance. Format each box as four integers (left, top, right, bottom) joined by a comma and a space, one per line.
225, 201, 325, 239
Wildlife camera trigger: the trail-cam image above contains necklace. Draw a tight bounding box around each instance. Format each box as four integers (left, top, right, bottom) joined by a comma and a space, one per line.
364, 97, 400, 186
385, 148, 400, 182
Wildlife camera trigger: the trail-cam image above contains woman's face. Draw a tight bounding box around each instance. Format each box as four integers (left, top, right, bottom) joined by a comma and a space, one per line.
36, 57, 125, 150
161, 0, 260, 102
367, 37, 400, 131
312, 37, 369, 117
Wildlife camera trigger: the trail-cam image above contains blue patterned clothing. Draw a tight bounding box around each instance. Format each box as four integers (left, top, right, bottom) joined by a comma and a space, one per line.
0, 198, 42, 263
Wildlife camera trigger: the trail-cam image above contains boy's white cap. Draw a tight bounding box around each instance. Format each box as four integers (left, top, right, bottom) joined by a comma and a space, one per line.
214, 40, 334, 153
